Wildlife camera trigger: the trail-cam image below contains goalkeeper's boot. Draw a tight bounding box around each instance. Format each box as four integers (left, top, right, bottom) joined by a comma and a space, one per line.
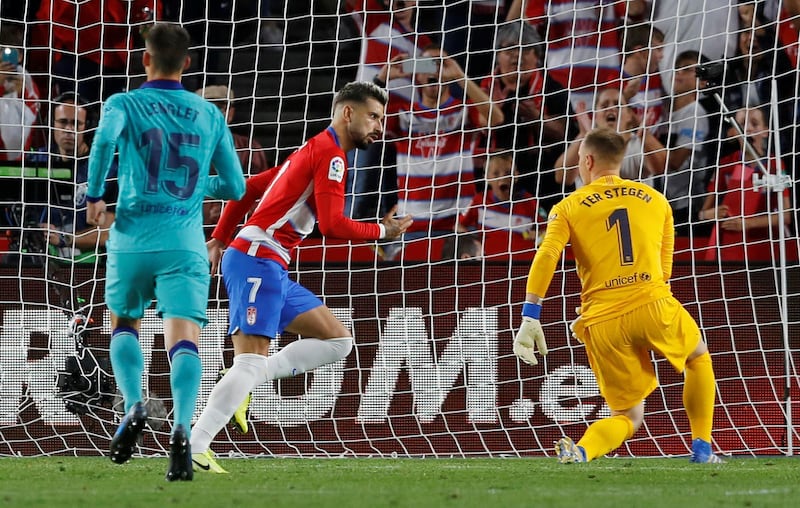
192, 449, 229, 474
690, 438, 724, 464
165, 424, 193, 481
218, 368, 251, 434
555, 437, 587, 464
110, 401, 148, 464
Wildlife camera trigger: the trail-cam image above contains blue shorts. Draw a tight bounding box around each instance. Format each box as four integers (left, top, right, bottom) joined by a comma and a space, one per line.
221, 248, 322, 337
105, 250, 210, 328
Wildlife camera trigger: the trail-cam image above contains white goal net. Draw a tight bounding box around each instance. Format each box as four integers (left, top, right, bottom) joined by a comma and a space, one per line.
0, 0, 799, 459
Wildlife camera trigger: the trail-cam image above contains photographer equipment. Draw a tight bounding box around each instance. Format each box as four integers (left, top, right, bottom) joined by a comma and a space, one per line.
48, 258, 116, 415
696, 60, 774, 177
0, 161, 74, 266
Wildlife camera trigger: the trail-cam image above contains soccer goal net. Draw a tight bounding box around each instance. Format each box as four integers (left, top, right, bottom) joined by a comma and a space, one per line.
0, 0, 799, 459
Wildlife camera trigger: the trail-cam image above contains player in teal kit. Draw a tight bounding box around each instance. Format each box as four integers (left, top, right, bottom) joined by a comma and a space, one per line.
85, 24, 246, 481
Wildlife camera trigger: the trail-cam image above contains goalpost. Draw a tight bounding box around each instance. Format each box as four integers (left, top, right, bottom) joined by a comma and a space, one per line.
0, 0, 799, 459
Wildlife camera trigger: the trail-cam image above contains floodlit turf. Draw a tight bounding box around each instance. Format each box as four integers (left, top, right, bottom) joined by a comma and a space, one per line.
1, 456, 798, 508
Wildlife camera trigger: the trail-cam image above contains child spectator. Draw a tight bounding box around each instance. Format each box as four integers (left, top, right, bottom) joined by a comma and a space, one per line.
457, 152, 545, 257
440, 232, 483, 260
699, 107, 792, 262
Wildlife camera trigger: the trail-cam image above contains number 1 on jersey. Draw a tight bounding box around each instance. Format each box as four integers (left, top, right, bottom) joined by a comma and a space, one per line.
607, 208, 634, 265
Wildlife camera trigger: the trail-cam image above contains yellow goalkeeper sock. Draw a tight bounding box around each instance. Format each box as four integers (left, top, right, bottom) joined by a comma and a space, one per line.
684, 351, 716, 442
577, 415, 634, 461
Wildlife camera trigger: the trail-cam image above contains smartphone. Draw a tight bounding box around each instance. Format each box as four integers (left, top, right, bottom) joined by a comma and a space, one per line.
402, 57, 438, 75
1, 47, 19, 67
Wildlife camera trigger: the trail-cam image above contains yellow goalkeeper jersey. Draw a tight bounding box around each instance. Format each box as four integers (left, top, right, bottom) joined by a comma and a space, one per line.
526, 175, 675, 324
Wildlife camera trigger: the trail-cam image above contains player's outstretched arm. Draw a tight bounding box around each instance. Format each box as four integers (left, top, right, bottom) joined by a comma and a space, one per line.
380, 205, 413, 240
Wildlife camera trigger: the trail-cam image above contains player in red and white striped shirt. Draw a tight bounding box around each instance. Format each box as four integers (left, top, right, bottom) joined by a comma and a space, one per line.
190, 82, 412, 473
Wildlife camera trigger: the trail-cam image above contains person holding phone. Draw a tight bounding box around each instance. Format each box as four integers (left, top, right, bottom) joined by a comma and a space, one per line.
0, 41, 41, 161
346, 0, 435, 221
373, 45, 505, 260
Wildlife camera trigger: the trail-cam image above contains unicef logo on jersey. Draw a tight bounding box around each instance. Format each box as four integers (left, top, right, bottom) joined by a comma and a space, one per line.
328, 156, 345, 183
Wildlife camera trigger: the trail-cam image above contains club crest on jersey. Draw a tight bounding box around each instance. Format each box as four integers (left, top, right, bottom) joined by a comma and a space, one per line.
328, 156, 345, 183
246, 306, 257, 325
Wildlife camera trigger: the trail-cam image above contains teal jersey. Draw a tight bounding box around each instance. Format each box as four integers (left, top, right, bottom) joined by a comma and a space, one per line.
87, 80, 245, 254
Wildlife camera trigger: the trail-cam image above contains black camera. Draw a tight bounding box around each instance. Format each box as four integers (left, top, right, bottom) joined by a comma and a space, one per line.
56, 346, 115, 415
695, 61, 725, 88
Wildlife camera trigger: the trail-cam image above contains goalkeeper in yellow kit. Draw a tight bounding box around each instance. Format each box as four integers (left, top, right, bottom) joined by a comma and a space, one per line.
514, 127, 723, 463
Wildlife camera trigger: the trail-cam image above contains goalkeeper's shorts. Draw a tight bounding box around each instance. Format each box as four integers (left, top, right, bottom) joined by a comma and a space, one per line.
221, 248, 322, 338
580, 297, 702, 411
105, 249, 210, 328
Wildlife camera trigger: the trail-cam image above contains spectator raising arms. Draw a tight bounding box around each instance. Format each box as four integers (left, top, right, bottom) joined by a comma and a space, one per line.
377, 46, 504, 260
0, 24, 40, 161
348, 0, 435, 220
555, 88, 666, 189
477, 21, 573, 209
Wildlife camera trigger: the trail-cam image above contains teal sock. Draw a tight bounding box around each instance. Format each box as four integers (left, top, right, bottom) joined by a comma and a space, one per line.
169, 340, 201, 436
109, 327, 144, 413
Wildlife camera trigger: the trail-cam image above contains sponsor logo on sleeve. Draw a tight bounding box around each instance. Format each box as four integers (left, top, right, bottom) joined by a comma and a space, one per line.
328, 156, 346, 183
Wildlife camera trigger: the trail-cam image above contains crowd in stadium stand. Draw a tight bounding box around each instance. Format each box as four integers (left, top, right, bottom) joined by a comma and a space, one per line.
347, 0, 799, 263
0, 0, 798, 264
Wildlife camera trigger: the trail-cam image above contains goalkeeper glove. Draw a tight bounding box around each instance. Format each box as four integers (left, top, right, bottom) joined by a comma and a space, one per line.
513, 302, 548, 366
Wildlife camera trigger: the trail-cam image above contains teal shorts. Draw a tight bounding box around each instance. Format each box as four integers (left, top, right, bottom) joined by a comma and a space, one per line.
105, 250, 210, 328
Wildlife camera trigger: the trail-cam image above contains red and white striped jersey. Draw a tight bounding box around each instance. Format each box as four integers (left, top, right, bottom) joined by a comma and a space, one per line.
387, 95, 481, 234
355, 1, 433, 102
214, 127, 382, 268
459, 190, 543, 237
0, 65, 40, 161
525, 0, 624, 102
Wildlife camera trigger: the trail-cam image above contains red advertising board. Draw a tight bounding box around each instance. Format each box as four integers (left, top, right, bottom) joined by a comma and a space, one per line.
0, 263, 798, 457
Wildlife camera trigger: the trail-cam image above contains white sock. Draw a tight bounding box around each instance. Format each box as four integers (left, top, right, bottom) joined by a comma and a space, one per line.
265, 337, 352, 380
190, 353, 268, 453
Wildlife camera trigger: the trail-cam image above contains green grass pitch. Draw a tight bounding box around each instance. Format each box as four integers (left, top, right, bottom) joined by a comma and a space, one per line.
1, 456, 798, 507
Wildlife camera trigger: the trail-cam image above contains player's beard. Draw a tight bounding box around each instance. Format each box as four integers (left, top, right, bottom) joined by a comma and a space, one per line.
353, 131, 378, 151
